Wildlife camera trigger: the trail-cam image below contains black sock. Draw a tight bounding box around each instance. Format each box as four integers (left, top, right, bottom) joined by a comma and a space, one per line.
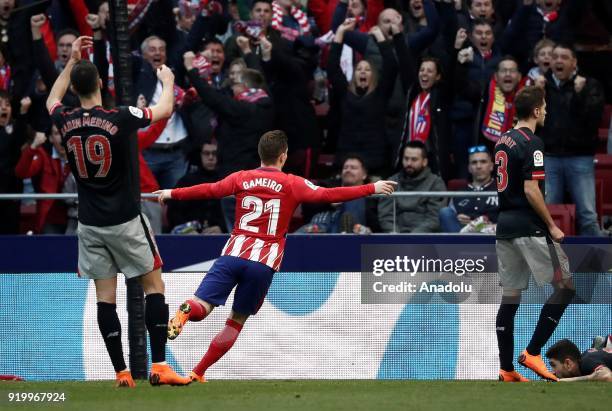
526, 288, 575, 355
496, 295, 521, 372
145, 293, 168, 363
97, 302, 127, 373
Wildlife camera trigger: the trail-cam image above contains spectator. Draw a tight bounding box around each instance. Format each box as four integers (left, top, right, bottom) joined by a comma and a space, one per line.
451, 20, 518, 177
340, 3, 439, 56
224, 0, 287, 63
224, 57, 247, 88
327, 19, 397, 176
457, 0, 505, 39
456, 55, 525, 152
0, 92, 29, 234
138, 35, 190, 189
297, 154, 380, 233
167, 141, 226, 234
439, 145, 498, 233
526, 38, 554, 86
184, 50, 274, 229
30, 14, 80, 107
502, 0, 584, 71
538, 43, 605, 236
14, 126, 70, 234
0, 0, 48, 99
378, 141, 446, 233
393, 28, 452, 180
258, 31, 319, 177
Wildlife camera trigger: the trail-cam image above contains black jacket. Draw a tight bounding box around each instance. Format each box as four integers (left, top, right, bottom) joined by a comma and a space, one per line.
261, 45, 319, 153
187, 69, 275, 177
540, 71, 605, 156
327, 40, 397, 173
394, 33, 453, 180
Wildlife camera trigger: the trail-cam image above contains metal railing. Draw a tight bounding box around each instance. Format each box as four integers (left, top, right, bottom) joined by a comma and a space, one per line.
0, 191, 498, 235
0, 191, 495, 200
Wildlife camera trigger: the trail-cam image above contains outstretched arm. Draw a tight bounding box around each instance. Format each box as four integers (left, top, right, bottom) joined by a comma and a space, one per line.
559, 366, 612, 382
155, 172, 239, 202
46, 36, 93, 113
292, 176, 396, 203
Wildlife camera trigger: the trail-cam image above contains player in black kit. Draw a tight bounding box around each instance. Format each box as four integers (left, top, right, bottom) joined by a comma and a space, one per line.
546, 338, 612, 382
494, 86, 576, 382
46, 36, 190, 387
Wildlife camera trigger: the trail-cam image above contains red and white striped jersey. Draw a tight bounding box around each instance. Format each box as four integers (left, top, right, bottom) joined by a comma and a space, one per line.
171, 167, 375, 270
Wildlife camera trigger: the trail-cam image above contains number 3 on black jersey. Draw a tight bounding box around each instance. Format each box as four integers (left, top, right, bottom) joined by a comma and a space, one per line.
495, 151, 509, 192
67, 135, 112, 178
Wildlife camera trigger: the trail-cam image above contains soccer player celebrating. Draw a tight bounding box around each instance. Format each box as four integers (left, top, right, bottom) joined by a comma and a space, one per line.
494, 85, 575, 382
545, 338, 612, 382
155, 130, 397, 382
46, 36, 190, 387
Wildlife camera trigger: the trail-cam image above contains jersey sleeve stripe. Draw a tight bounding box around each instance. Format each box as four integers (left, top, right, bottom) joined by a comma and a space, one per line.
144, 107, 152, 120
532, 171, 545, 180
48, 102, 62, 115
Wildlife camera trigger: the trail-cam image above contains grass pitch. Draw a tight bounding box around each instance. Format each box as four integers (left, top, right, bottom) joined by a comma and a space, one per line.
0, 380, 609, 411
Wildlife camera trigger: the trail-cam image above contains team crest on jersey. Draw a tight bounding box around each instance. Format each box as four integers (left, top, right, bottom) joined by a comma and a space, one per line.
128, 106, 144, 119
304, 179, 319, 191
533, 150, 544, 167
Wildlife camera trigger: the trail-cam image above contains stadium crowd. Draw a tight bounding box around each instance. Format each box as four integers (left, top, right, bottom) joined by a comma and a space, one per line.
0, 0, 611, 235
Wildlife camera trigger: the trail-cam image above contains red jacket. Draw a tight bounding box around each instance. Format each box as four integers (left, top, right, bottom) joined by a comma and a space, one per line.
15, 147, 71, 233
138, 118, 168, 193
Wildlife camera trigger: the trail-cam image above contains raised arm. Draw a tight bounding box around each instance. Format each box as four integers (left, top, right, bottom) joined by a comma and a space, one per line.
392, 26, 416, 94
371, 27, 398, 100
30, 14, 59, 91
328, 19, 357, 98
148, 65, 175, 122
407, 0, 440, 54
46, 36, 93, 113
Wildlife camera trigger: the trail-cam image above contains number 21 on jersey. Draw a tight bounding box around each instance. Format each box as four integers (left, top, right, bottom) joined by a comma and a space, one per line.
239, 196, 280, 235
495, 151, 509, 192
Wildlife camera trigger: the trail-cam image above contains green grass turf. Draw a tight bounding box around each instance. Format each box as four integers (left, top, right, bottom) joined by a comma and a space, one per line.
0, 380, 609, 411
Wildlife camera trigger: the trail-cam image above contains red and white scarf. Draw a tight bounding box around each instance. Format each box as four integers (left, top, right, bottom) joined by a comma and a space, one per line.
271, 1, 310, 41
193, 55, 213, 81
481, 77, 525, 142
128, 0, 154, 33
408, 91, 432, 143
235, 88, 269, 103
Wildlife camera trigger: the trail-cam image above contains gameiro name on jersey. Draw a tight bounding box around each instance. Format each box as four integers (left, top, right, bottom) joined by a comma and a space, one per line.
49, 103, 152, 227
494, 127, 548, 239
170, 167, 375, 271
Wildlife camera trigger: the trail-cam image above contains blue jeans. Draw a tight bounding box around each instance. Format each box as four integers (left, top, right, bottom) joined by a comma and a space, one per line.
439, 207, 463, 233
143, 148, 188, 189
545, 156, 601, 236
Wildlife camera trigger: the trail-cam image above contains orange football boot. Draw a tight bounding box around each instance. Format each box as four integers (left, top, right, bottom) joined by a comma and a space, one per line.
518, 350, 559, 381
115, 370, 136, 388
149, 363, 191, 386
189, 371, 206, 383
498, 369, 530, 382
168, 303, 191, 340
